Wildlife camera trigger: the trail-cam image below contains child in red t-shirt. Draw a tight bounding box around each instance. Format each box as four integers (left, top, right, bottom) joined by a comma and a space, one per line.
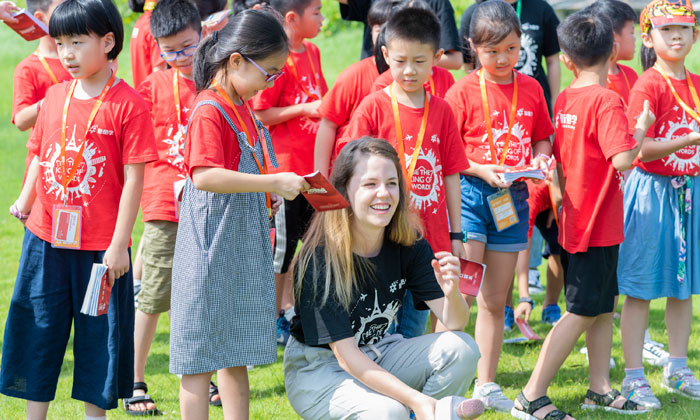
444, 2, 553, 411
168, 10, 308, 418
512, 12, 655, 419
3, 0, 158, 417
129, 0, 166, 88
617, 0, 700, 408
252, 0, 327, 344
124, 0, 201, 415
343, 7, 469, 340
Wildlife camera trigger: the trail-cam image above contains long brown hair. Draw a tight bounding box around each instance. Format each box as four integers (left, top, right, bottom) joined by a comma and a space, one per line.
293, 137, 422, 310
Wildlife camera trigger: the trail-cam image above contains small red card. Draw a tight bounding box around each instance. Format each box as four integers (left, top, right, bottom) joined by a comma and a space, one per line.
5, 9, 48, 41
302, 171, 350, 212
458, 258, 486, 297
515, 318, 542, 341
96, 270, 112, 316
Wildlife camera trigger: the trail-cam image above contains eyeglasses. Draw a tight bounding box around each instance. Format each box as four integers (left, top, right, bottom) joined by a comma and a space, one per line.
243, 54, 284, 83
159, 45, 198, 61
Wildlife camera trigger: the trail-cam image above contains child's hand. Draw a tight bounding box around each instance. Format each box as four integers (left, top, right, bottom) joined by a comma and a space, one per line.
270, 193, 283, 217
273, 173, 310, 200
431, 251, 461, 297
0, 1, 19, 23
450, 239, 467, 260
303, 100, 322, 119
514, 300, 532, 323
635, 100, 656, 132
409, 394, 437, 420
478, 164, 511, 189
687, 132, 700, 146
103, 245, 130, 287
9, 198, 31, 225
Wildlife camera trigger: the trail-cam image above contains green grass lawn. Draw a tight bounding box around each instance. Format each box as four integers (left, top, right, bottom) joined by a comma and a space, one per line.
1, 8, 700, 420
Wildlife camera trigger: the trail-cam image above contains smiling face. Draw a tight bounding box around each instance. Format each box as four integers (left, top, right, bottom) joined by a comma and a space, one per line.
156, 27, 200, 75
228, 49, 288, 101
472, 29, 520, 83
383, 38, 439, 93
347, 154, 401, 237
643, 24, 698, 64
55, 32, 114, 79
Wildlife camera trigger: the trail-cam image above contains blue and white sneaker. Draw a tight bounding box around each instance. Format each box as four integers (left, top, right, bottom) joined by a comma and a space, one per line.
504, 306, 515, 331
663, 366, 700, 400
276, 310, 290, 346
541, 304, 561, 325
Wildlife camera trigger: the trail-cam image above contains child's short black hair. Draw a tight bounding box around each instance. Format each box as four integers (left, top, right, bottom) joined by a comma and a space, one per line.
191, 0, 227, 19
384, 6, 441, 52
557, 11, 613, 69
27, 0, 55, 14
232, 0, 268, 15
150, 0, 201, 39
469, 0, 521, 47
367, 0, 405, 28
584, 0, 637, 34
49, 0, 124, 60
269, 0, 314, 16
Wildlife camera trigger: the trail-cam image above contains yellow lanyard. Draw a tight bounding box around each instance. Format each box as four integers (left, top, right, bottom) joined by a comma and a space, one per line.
173, 70, 183, 127
60, 72, 116, 203
35, 50, 59, 85
607, 65, 631, 108
286, 47, 320, 100
389, 82, 429, 188
428, 75, 435, 96
480, 69, 518, 166
654, 63, 700, 124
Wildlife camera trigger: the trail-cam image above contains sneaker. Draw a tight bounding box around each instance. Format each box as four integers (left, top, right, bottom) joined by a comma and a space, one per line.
504, 306, 514, 331
472, 381, 514, 412
621, 377, 661, 410
580, 347, 616, 369
276, 310, 290, 346
663, 366, 700, 400
643, 341, 670, 367
528, 270, 545, 295
541, 304, 561, 325
434, 396, 484, 419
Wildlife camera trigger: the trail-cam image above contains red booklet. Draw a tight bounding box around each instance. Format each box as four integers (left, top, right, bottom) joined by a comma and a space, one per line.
515, 318, 542, 341
302, 171, 350, 212
5, 9, 48, 41
458, 258, 485, 297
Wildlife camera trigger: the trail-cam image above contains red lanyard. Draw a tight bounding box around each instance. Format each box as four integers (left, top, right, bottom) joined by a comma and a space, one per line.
654, 63, 700, 124
389, 82, 429, 188
607, 65, 631, 107
211, 80, 272, 216
480, 69, 518, 166
60, 72, 116, 203
286, 47, 320, 100
173, 70, 183, 127
35, 50, 59, 85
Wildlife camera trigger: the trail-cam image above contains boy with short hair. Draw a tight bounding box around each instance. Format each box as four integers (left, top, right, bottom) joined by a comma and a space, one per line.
343, 6, 468, 339
124, 0, 202, 414
252, 0, 328, 345
511, 11, 654, 420
130, 0, 167, 89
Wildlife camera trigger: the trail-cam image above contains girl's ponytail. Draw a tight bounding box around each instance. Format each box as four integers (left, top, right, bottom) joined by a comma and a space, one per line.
193, 34, 219, 91
641, 44, 657, 71
374, 25, 389, 74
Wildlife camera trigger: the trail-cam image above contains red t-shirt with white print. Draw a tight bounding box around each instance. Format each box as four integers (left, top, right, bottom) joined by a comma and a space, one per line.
342, 90, 469, 253
319, 56, 380, 141
185, 89, 260, 176
252, 40, 328, 175
607, 63, 638, 107
627, 68, 700, 177
130, 11, 166, 90
138, 68, 197, 223
371, 66, 455, 98
26, 80, 158, 250
553, 84, 637, 253
445, 70, 553, 167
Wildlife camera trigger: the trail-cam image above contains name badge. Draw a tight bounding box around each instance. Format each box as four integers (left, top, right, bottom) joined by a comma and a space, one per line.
52, 204, 82, 249
487, 189, 518, 232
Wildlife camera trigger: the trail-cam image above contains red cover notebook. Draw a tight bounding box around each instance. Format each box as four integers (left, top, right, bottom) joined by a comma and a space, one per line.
5, 9, 48, 41
458, 258, 486, 297
302, 171, 350, 212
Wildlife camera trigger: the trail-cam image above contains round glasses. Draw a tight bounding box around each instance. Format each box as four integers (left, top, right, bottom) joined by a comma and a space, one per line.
159, 45, 198, 62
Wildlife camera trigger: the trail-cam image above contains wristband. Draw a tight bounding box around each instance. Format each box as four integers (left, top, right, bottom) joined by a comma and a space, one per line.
36, 99, 42, 112
9, 202, 30, 221
519, 297, 535, 308
449, 231, 465, 241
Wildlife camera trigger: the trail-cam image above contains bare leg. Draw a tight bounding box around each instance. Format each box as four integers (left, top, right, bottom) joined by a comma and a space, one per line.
133, 237, 144, 281
543, 255, 563, 307
26, 401, 49, 420
84, 402, 106, 418
666, 297, 692, 358
586, 312, 614, 394
274, 272, 285, 314
131, 310, 161, 411
218, 366, 250, 420
280, 270, 294, 312
181, 372, 213, 420
621, 297, 649, 370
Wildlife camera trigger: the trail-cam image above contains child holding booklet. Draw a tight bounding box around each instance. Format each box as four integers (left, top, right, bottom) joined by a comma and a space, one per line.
2, 0, 158, 418
444, 1, 553, 412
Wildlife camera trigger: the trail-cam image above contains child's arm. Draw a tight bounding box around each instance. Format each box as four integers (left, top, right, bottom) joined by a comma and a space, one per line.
254, 101, 322, 126
611, 100, 655, 171
437, 50, 463, 70
191, 167, 309, 200
444, 173, 466, 259
545, 54, 561, 107
638, 132, 700, 162
462, 162, 510, 189
12, 155, 39, 221
14, 101, 41, 132
103, 163, 144, 285
314, 118, 339, 177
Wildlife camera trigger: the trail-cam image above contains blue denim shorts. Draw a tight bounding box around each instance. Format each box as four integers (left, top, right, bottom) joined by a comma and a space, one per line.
460, 175, 529, 252
0, 230, 135, 410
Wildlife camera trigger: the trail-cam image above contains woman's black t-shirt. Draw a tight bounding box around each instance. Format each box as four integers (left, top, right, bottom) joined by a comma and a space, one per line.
290, 238, 444, 347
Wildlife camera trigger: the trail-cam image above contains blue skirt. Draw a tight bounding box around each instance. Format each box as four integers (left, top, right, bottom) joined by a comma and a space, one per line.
618, 168, 700, 300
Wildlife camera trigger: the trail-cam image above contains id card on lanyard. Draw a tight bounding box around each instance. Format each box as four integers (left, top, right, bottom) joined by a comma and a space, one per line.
52, 72, 116, 249
481, 69, 519, 231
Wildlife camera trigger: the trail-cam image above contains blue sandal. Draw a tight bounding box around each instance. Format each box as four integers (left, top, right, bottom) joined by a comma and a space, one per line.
511, 391, 570, 420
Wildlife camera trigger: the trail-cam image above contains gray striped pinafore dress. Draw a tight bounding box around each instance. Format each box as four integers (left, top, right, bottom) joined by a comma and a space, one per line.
170, 100, 278, 375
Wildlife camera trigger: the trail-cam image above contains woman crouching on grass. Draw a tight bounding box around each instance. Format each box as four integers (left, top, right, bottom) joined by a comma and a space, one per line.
283, 136, 484, 420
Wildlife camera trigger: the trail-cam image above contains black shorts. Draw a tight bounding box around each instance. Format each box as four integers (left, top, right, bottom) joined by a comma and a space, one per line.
534, 211, 561, 257
273, 194, 314, 274
561, 245, 619, 317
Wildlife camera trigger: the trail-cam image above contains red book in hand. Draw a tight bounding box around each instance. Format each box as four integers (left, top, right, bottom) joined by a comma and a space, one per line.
302, 171, 350, 212
458, 258, 486, 297
5, 9, 48, 41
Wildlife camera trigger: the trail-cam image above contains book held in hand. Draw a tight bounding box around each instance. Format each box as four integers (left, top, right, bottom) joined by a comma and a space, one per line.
80, 263, 112, 317
497, 156, 556, 184
515, 318, 543, 341
302, 171, 350, 212
458, 258, 486, 297
4, 9, 48, 41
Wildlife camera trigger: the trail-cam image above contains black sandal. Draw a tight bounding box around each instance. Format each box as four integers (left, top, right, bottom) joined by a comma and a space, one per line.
581, 389, 647, 414
123, 382, 160, 416
512, 391, 570, 420
209, 381, 222, 407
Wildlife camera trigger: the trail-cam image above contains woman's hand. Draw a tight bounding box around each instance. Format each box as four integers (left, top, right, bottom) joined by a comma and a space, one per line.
273, 173, 310, 200
431, 251, 461, 298
409, 394, 437, 420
